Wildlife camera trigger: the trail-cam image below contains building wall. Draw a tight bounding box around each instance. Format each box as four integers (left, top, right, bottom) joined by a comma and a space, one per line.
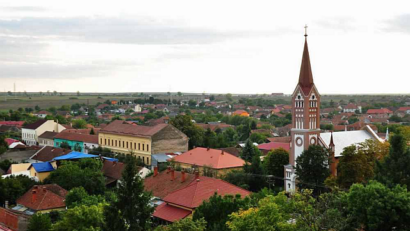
22, 121, 65, 146
29, 168, 51, 182
83, 142, 99, 154
54, 139, 84, 152
151, 125, 188, 154
38, 138, 54, 147
176, 162, 242, 177
0, 207, 30, 231
98, 133, 152, 165
22, 129, 36, 146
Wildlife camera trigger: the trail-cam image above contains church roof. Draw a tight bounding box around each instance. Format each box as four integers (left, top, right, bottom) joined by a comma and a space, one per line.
320, 126, 382, 157
298, 38, 315, 95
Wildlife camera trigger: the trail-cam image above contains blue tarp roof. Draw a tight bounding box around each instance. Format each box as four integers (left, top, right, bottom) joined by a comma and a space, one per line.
52, 151, 118, 162
31, 162, 55, 173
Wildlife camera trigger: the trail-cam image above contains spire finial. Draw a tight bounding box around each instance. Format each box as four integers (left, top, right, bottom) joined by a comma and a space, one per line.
304, 24, 308, 37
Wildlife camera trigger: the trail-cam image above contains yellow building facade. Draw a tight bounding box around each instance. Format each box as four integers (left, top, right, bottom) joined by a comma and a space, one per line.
98, 133, 153, 165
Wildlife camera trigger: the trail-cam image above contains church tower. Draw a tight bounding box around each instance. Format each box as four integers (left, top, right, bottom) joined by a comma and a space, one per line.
285, 26, 321, 192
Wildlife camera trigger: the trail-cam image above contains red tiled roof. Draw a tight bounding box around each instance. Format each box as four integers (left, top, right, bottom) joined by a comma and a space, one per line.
0, 121, 24, 128
4, 138, 20, 146
398, 107, 410, 112
62, 128, 101, 135
31, 146, 72, 162
100, 120, 168, 138
267, 137, 291, 143
144, 171, 197, 199
36, 111, 51, 115
23, 119, 48, 129
96, 104, 109, 109
233, 110, 248, 115
344, 103, 358, 109
54, 132, 98, 144
257, 142, 290, 152
367, 108, 393, 114
16, 184, 67, 211
153, 203, 191, 222
101, 160, 126, 183
173, 147, 245, 169
38, 131, 58, 139
163, 177, 250, 209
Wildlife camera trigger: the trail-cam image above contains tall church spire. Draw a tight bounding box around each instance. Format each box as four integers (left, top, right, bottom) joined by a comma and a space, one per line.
298, 25, 314, 95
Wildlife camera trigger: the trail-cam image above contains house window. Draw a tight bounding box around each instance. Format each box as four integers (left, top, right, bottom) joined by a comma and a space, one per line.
100, 138, 102, 144
147, 158, 150, 165
126, 142, 129, 149
138, 143, 140, 150
123, 141, 125, 148
147, 144, 149, 152
142, 156, 145, 164
105, 139, 107, 145
115, 140, 117, 147
142, 144, 145, 151
134, 143, 136, 150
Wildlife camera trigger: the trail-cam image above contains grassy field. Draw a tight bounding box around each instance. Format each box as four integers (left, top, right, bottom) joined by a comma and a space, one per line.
0, 93, 407, 111
0, 95, 137, 110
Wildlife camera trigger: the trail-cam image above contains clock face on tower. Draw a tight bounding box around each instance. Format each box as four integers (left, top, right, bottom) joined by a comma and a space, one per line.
296, 137, 303, 147
310, 137, 316, 145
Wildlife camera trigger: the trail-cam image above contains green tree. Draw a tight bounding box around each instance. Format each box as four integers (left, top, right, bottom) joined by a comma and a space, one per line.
0, 159, 16, 172
52, 204, 105, 231
227, 193, 295, 231
45, 159, 105, 195
263, 148, 289, 187
336, 145, 374, 189
59, 141, 71, 150
375, 134, 410, 188
0, 175, 36, 206
28, 213, 51, 231
104, 156, 153, 231
249, 133, 267, 144
348, 181, 410, 231
72, 119, 87, 129
155, 218, 207, 231
193, 194, 250, 231
226, 93, 233, 102
170, 115, 204, 149
203, 128, 217, 148
240, 139, 260, 162
90, 128, 95, 135
295, 145, 330, 195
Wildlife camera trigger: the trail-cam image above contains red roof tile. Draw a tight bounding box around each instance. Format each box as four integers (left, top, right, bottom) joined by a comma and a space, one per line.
101, 160, 126, 183
17, 184, 67, 211
267, 137, 291, 143
23, 119, 48, 130
163, 177, 250, 209
100, 120, 168, 138
144, 170, 197, 199
173, 147, 245, 169
367, 108, 393, 114
31, 146, 72, 162
54, 132, 98, 144
153, 203, 191, 222
257, 142, 290, 152
0, 121, 24, 128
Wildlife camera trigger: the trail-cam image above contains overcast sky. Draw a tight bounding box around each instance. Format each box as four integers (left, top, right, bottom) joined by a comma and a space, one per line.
0, 0, 409, 94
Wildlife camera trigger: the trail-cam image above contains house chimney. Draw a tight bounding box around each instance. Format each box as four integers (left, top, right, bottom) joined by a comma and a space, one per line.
43, 187, 47, 193
154, 166, 158, 177
207, 147, 210, 151
167, 166, 171, 174
195, 170, 199, 180
181, 169, 186, 183
171, 168, 175, 181
32, 190, 37, 203
221, 150, 224, 155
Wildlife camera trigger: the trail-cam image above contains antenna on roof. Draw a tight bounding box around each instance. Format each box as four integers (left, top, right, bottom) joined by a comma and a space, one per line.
304, 24, 308, 37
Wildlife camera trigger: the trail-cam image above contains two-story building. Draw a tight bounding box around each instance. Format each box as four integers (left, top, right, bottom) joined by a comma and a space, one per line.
54, 132, 98, 153
98, 120, 188, 165
22, 120, 66, 146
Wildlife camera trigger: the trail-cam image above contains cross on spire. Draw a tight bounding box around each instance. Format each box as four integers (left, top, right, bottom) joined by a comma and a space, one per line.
304, 24, 308, 37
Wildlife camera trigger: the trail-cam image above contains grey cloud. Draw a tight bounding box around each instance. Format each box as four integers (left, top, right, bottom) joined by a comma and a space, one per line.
316, 17, 356, 32
2, 6, 47, 12
0, 16, 289, 45
384, 14, 410, 33
0, 62, 116, 79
